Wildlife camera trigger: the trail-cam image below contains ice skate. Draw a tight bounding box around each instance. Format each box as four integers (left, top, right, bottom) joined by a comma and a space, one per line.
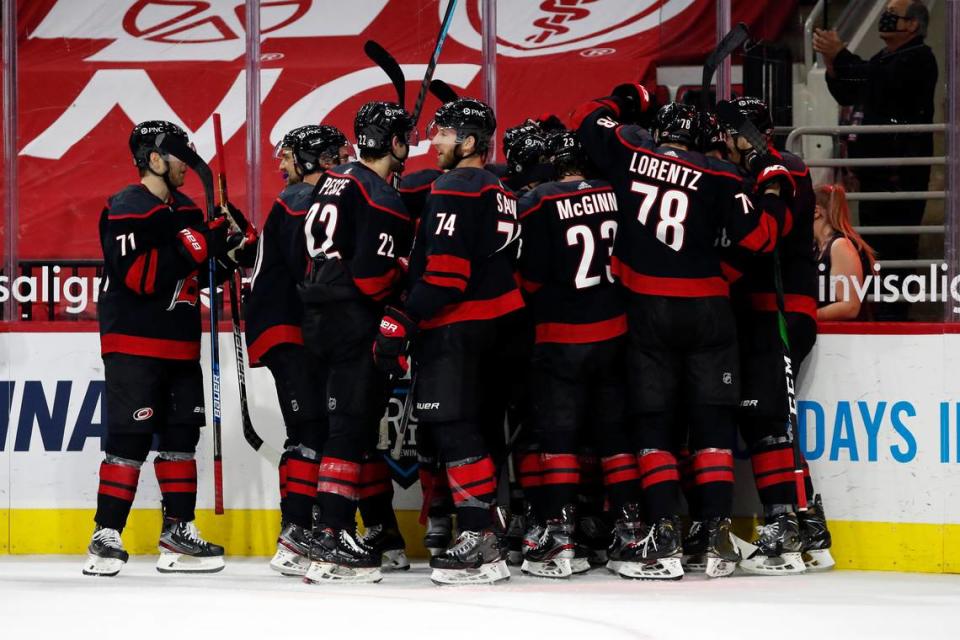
521, 506, 575, 579
156, 518, 225, 573
270, 522, 311, 576
605, 504, 644, 577
304, 527, 383, 584
682, 520, 708, 572
570, 543, 592, 574
577, 514, 611, 566
614, 517, 684, 580
82, 526, 129, 577
736, 511, 806, 576
504, 508, 528, 566
799, 494, 835, 571
424, 515, 453, 558
703, 517, 741, 578
430, 529, 510, 585
359, 524, 410, 571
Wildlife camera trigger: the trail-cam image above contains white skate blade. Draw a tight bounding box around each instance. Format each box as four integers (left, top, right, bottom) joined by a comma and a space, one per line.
431, 560, 511, 585
571, 557, 591, 574
156, 551, 225, 574
521, 557, 573, 579
269, 545, 310, 576
739, 551, 806, 576
381, 549, 411, 571
82, 554, 125, 577
705, 555, 739, 578
304, 561, 383, 584
682, 554, 707, 573
609, 557, 684, 580
803, 548, 836, 572
732, 533, 759, 559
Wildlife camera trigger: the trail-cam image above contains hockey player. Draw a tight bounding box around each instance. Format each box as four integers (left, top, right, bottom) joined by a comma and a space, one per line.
572, 92, 792, 580
516, 129, 641, 578
84, 121, 243, 576
373, 98, 523, 585
501, 121, 552, 194
246, 124, 351, 576
299, 101, 414, 584
719, 97, 834, 574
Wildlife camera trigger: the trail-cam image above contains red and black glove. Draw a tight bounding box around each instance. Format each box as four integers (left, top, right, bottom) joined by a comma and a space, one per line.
373, 306, 417, 378
754, 157, 797, 199
611, 82, 652, 124
176, 217, 244, 265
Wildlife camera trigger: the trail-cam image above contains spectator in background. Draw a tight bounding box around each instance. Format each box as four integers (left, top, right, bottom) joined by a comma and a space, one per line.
813, 0, 937, 321
815, 184, 877, 321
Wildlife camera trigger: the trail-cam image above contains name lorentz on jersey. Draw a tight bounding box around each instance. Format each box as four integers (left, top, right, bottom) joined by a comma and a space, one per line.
244, 181, 313, 367
518, 179, 626, 344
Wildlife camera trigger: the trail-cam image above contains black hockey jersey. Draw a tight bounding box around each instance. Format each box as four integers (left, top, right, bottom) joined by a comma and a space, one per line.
518, 179, 626, 344
244, 181, 312, 366
399, 169, 443, 221
303, 161, 412, 304
724, 148, 819, 321
98, 184, 208, 360
405, 167, 524, 329
576, 106, 782, 299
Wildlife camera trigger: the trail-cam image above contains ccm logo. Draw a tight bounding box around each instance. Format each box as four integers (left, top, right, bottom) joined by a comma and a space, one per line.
181, 229, 203, 251
739, 399, 759, 407
380, 320, 399, 333
416, 402, 440, 410
133, 407, 154, 421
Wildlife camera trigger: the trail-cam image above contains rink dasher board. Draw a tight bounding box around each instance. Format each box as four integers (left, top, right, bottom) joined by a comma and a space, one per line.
0, 326, 959, 572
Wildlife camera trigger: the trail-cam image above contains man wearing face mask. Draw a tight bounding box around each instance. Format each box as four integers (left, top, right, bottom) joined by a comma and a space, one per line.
813, 0, 937, 321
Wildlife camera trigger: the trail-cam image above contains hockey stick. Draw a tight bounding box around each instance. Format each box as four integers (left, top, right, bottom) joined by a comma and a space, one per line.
212, 113, 282, 469
156, 132, 224, 514
700, 22, 751, 112
715, 101, 808, 511
364, 40, 406, 107
410, 0, 459, 127
429, 78, 459, 104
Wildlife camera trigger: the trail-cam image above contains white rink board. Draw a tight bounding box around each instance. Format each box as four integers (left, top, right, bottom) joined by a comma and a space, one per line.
1, 329, 959, 525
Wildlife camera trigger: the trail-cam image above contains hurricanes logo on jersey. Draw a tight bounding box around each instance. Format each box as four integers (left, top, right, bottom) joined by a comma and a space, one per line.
167, 272, 200, 309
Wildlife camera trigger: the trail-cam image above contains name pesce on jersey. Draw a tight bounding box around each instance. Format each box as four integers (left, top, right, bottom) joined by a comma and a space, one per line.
628, 152, 702, 191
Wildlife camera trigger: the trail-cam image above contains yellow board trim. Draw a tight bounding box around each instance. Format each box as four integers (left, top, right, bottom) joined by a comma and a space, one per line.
2, 509, 958, 573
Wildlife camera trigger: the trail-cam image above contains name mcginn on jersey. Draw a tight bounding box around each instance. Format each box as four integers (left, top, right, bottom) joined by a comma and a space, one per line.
556, 191, 618, 220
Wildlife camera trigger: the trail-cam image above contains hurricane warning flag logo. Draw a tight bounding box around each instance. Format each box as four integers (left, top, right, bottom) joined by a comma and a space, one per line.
29, 0, 388, 61
447, 0, 696, 57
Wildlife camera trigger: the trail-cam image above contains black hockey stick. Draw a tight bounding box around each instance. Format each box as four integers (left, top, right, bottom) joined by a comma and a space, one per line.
410, 0, 459, 127
429, 78, 459, 104
364, 40, 406, 107
212, 113, 282, 469
715, 101, 809, 512
700, 22, 751, 112
157, 132, 224, 514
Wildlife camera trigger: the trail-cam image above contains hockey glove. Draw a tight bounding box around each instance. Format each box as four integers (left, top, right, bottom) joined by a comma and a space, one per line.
176, 218, 229, 265
754, 157, 797, 199
611, 83, 652, 125
373, 306, 417, 378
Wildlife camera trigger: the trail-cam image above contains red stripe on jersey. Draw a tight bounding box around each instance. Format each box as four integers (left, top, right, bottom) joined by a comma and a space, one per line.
612, 257, 729, 298
692, 450, 734, 485
430, 183, 514, 199
427, 254, 471, 279
737, 211, 778, 253
155, 459, 197, 494
720, 261, 742, 283
615, 134, 743, 181
534, 315, 627, 344
287, 459, 320, 497
755, 470, 797, 489
748, 293, 818, 322
275, 197, 308, 217
540, 453, 580, 486
327, 170, 410, 221
601, 454, 640, 486
423, 273, 468, 292
518, 452, 542, 489
98, 483, 137, 502
144, 249, 158, 294
100, 461, 140, 487
751, 448, 794, 475
420, 288, 525, 329
519, 186, 616, 219
124, 253, 147, 293
246, 324, 304, 366
520, 278, 542, 294
108, 204, 167, 220
318, 457, 362, 482
354, 268, 400, 300
637, 450, 680, 489
101, 333, 200, 360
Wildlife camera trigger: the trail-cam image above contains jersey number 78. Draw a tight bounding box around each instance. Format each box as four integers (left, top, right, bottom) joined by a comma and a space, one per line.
631, 181, 689, 252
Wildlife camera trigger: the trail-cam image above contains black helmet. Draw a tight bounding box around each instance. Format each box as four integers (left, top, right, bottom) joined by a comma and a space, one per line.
502, 122, 547, 175
548, 130, 585, 167
354, 101, 415, 155
726, 96, 773, 137
277, 124, 349, 174
698, 112, 726, 155
129, 120, 189, 169
653, 103, 699, 148
429, 98, 497, 155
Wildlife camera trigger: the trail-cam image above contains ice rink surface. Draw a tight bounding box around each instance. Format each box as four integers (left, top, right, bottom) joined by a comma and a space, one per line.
2, 557, 959, 639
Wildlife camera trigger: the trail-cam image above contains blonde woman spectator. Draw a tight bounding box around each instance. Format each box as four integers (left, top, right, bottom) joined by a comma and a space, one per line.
815, 184, 877, 321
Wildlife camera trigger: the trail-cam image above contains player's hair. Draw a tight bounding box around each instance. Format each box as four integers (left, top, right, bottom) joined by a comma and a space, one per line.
907, 1, 929, 38
815, 183, 876, 270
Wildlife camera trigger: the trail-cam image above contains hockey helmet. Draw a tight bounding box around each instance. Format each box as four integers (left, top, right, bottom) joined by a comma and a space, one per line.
277, 124, 349, 174
698, 111, 727, 155
548, 130, 586, 167
502, 122, 548, 175
354, 101, 416, 154
129, 120, 190, 169
427, 98, 497, 155
654, 103, 699, 148
725, 96, 774, 137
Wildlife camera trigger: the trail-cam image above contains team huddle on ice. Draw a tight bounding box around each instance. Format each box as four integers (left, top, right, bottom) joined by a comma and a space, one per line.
83, 81, 837, 585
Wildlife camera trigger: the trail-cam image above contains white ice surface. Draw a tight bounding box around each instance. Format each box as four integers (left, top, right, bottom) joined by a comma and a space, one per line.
1, 558, 959, 640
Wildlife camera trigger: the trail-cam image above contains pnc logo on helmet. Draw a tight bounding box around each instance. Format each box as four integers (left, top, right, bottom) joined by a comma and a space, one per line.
133, 407, 154, 421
